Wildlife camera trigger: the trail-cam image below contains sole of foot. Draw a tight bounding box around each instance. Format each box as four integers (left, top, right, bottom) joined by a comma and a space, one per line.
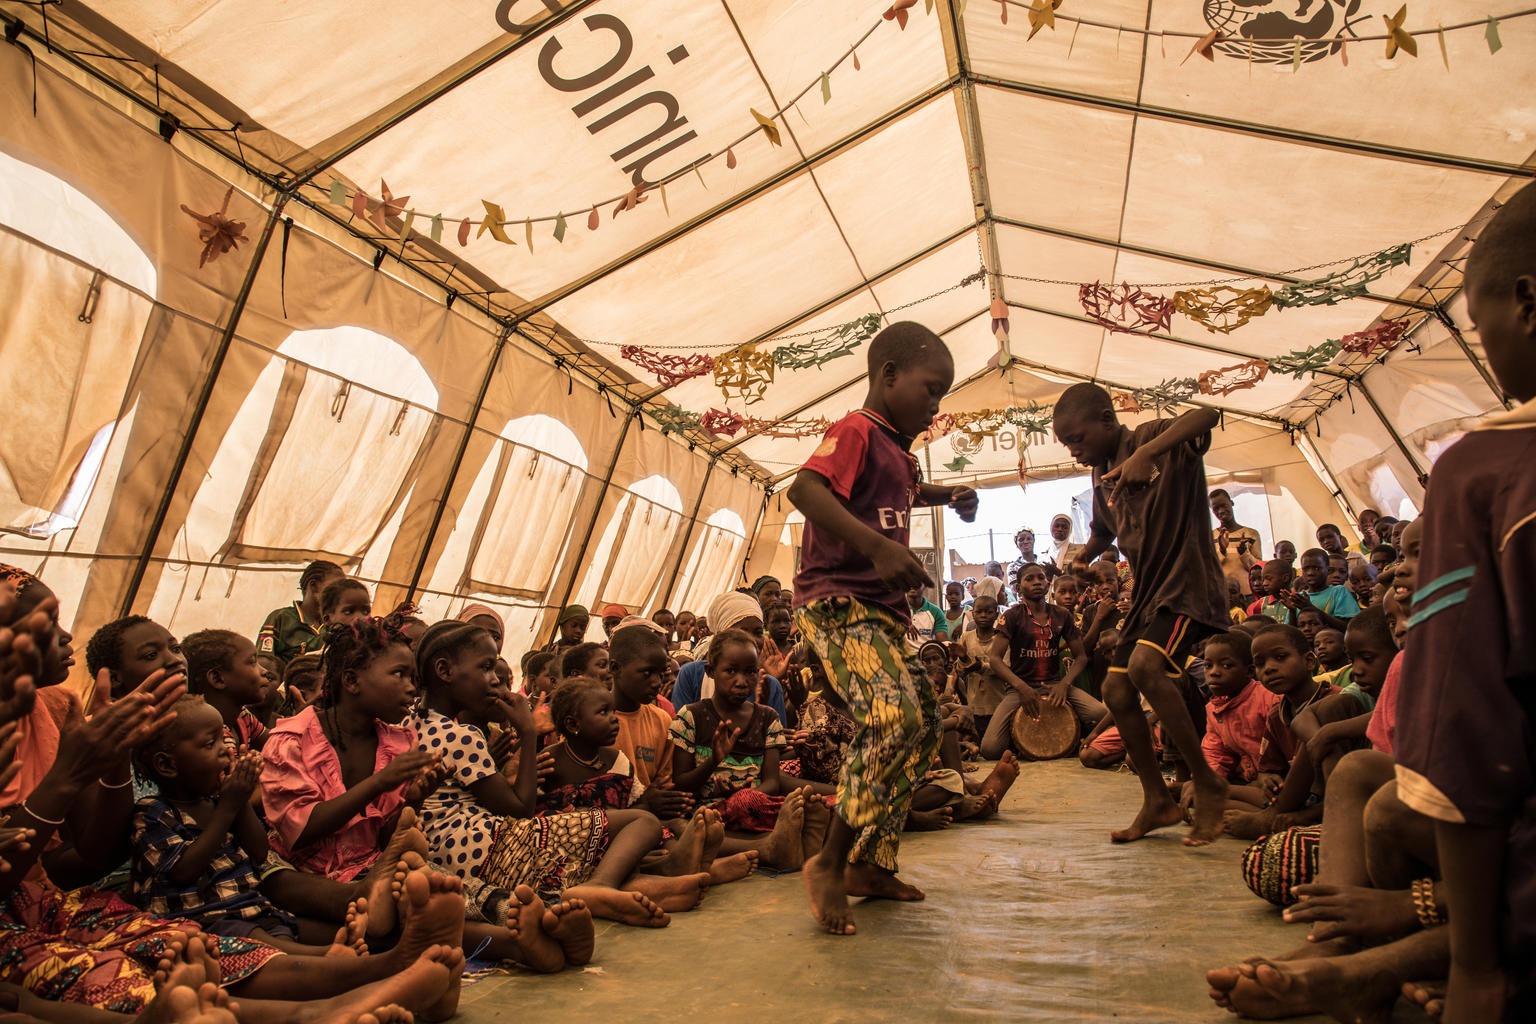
563, 886, 670, 928
758, 790, 806, 871
544, 898, 595, 966
508, 884, 565, 974
707, 851, 758, 885
802, 851, 855, 936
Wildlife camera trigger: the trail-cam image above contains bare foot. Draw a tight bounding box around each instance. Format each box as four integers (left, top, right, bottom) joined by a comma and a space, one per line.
649, 808, 709, 876
800, 793, 830, 861
326, 898, 371, 957
906, 808, 952, 831
979, 751, 1019, 807
802, 850, 855, 936
1111, 796, 1184, 843
623, 871, 711, 912
1285, 884, 1419, 945
543, 898, 595, 966
506, 884, 565, 974
356, 1006, 414, 1024
364, 813, 428, 936
388, 862, 466, 967
299, 944, 463, 1024
707, 851, 758, 885
1206, 957, 1401, 1023
1184, 776, 1230, 846
562, 886, 670, 928
140, 961, 233, 1024
1223, 805, 1277, 841
757, 789, 806, 871
154, 934, 222, 992
1249, 936, 1359, 965
962, 772, 987, 796
953, 793, 995, 822
1401, 980, 1444, 1019
699, 808, 725, 865
844, 861, 924, 902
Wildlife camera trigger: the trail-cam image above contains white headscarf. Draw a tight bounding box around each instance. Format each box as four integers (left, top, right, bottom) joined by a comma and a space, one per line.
698, 591, 765, 699
972, 576, 1005, 603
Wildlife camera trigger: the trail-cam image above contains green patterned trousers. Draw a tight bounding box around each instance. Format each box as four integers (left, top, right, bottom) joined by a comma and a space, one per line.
795, 596, 940, 871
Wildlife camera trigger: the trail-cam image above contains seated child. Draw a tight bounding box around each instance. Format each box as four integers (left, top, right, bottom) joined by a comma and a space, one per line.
1313, 628, 1348, 675
321, 578, 373, 628
1296, 547, 1361, 629
953, 594, 1008, 736
84, 613, 187, 701
1295, 607, 1325, 653
1250, 560, 1296, 622
1348, 561, 1378, 609
1293, 607, 1398, 772
561, 642, 612, 687
131, 695, 347, 955
183, 629, 272, 750
251, 654, 284, 729
607, 626, 692, 819
1187, 631, 1282, 815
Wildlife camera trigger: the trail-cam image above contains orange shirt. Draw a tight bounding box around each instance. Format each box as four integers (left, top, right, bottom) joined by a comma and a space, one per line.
614, 704, 674, 790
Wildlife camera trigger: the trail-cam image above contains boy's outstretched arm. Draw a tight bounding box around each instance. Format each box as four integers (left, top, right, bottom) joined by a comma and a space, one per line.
788, 470, 931, 589
1103, 407, 1220, 503
917, 483, 979, 521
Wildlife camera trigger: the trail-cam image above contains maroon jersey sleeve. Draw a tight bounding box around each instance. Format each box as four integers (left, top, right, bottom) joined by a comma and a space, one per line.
800, 415, 874, 501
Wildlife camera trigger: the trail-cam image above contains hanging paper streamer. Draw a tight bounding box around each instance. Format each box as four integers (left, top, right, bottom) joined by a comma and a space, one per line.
1173, 285, 1274, 334
1272, 243, 1413, 308
612, 185, 647, 217
1079, 282, 1175, 335
1132, 378, 1199, 415
700, 408, 747, 438
478, 200, 515, 244
943, 455, 972, 473
370, 181, 409, 232
748, 415, 833, 439
883, 0, 918, 30
1383, 5, 1418, 59
1004, 402, 1054, 438
179, 187, 250, 268
773, 314, 881, 369
1198, 359, 1270, 396
1268, 340, 1343, 378
1339, 318, 1410, 357
1027, 0, 1061, 39
1112, 392, 1142, 414
989, 295, 1012, 364
714, 345, 777, 404
649, 407, 702, 435
620, 346, 715, 388
1183, 29, 1221, 63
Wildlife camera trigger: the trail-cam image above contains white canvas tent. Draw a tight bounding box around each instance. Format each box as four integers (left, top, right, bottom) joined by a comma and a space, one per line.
0, 0, 1526, 692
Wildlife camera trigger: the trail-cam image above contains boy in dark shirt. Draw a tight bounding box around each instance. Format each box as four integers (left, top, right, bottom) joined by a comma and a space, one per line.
790, 322, 977, 936
1051, 382, 1231, 845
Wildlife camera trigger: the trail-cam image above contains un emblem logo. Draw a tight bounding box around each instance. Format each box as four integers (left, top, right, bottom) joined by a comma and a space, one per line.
1203, 0, 1367, 65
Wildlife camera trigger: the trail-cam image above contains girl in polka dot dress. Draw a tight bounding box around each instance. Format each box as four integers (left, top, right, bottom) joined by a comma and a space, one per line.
415, 621, 699, 927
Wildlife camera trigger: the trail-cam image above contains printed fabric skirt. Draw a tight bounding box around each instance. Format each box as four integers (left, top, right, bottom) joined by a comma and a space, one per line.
0, 881, 281, 1013
480, 810, 610, 905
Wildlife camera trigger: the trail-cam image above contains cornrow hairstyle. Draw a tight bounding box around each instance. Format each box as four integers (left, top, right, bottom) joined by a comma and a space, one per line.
85, 614, 154, 678
135, 694, 210, 779
300, 560, 343, 593
608, 623, 666, 668
321, 578, 370, 616
549, 678, 608, 742
704, 628, 756, 673
415, 620, 490, 696
317, 617, 410, 711
560, 642, 605, 679
182, 628, 246, 695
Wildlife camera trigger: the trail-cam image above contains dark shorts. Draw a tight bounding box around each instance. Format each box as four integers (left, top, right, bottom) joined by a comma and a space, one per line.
1110, 610, 1221, 677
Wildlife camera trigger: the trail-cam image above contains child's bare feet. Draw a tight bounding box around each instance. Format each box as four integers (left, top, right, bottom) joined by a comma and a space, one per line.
962, 772, 987, 796
140, 963, 237, 1024
1184, 776, 1229, 846
799, 793, 830, 861
356, 1006, 414, 1024
979, 751, 1019, 807
650, 808, 710, 876
1222, 805, 1277, 840
562, 885, 670, 927
906, 808, 952, 831
387, 860, 466, 967
802, 850, 854, 936
844, 861, 924, 902
300, 944, 462, 1024
506, 884, 565, 974
154, 933, 222, 992
1111, 796, 1184, 843
758, 789, 806, 870
364, 813, 428, 936
1205, 957, 1401, 1023
953, 793, 995, 821
699, 807, 725, 865
327, 898, 371, 957
1401, 980, 1445, 1018
707, 851, 758, 885
543, 898, 594, 965
1285, 884, 1419, 945
623, 871, 711, 913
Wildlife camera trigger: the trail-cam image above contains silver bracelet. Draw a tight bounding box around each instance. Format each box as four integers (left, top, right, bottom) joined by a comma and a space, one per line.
98, 777, 133, 790
21, 800, 65, 826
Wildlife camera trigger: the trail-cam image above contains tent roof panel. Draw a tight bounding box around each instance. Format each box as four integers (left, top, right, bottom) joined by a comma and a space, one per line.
963, 0, 1148, 102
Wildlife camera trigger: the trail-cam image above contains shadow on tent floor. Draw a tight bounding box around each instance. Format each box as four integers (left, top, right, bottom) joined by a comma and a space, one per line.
453, 759, 1418, 1024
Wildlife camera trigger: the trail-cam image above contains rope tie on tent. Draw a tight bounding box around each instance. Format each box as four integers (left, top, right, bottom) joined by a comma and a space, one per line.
389, 401, 408, 437
279, 217, 293, 318
526, 452, 540, 479
2, 17, 38, 116
76, 271, 102, 324
330, 381, 351, 422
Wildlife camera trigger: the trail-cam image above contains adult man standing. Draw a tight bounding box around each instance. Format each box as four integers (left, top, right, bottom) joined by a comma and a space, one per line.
1209, 489, 1262, 598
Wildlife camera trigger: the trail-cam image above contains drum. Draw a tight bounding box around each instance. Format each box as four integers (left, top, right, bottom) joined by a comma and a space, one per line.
1010, 699, 1080, 761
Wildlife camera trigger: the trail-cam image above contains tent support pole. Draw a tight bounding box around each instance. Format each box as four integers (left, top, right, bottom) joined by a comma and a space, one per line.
745, 488, 773, 590
1433, 304, 1512, 409
404, 326, 510, 601
119, 198, 288, 614
548, 408, 638, 616
1355, 380, 1431, 488
941, 1, 1006, 329
658, 457, 720, 608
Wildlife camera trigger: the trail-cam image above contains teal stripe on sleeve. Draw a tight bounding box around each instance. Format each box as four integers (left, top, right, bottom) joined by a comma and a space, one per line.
1408, 589, 1469, 630
1411, 566, 1475, 606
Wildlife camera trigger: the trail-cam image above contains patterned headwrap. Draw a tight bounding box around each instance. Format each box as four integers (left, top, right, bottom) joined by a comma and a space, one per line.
0, 563, 40, 597
456, 603, 504, 637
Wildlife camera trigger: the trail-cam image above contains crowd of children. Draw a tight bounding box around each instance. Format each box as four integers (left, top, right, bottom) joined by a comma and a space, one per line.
0, 186, 1531, 1021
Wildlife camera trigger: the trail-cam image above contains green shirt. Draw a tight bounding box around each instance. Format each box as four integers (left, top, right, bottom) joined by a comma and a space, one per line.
256, 601, 324, 665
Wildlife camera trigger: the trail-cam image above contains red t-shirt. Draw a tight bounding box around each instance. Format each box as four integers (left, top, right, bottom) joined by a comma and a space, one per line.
792, 410, 920, 620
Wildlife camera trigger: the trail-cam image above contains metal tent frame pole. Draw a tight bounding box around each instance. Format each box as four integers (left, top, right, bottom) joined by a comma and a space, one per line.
547, 407, 639, 621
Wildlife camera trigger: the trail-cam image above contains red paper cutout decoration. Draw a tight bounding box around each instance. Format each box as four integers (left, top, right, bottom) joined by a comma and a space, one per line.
1197, 359, 1270, 396
619, 346, 715, 388
1079, 282, 1175, 335
179, 187, 250, 268
1111, 392, 1142, 414
700, 408, 747, 437
370, 180, 409, 232
1339, 318, 1410, 357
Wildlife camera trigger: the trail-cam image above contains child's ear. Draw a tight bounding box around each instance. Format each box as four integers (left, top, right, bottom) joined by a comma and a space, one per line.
202, 668, 225, 693
341, 667, 360, 695
151, 749, 178, 779
1516, 274, 1536, 337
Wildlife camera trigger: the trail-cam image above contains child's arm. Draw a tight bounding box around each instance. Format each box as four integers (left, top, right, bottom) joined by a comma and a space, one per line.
1303, 713, 1370, 766
985, 634, 1041, 717
1049, 634, 1091, 705
1102, 407, 1220, 503
168, 751, 263, 886
916, 483, 979, 521
670, 716, 738, 795
787, 470, 930, 589
290, 749, 436, 850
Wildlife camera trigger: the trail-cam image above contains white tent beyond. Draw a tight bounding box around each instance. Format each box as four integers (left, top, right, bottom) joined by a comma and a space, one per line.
0, 0, 1528, 689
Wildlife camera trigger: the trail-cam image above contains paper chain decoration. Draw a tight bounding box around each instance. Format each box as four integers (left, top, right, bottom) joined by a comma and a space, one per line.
1340, 318, 1411, 357
647, 407, 830, 439
713, 344, 777, 405
1198, 359, 1269, 396
1173, 285, 1275, 335
180, 187, 250, 268
1272, 244, 1413, 309
1268, 340, 1344, 379
619, 346, 714, 388
1079, 283, 1175, 335
772, 314, 882, 370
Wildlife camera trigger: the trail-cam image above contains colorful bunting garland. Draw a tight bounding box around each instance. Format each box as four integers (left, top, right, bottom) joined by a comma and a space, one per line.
1078, 282, 1175, 335
1271, 244, 1414, 309
1172, 285, 1275, 335
179, 187, 249, 268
